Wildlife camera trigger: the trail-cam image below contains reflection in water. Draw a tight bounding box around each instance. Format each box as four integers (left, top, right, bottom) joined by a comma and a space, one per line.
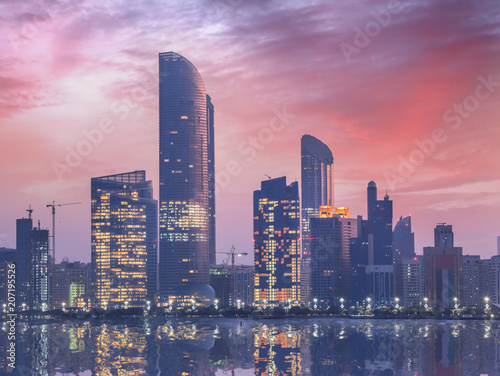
4, 318, 500, 375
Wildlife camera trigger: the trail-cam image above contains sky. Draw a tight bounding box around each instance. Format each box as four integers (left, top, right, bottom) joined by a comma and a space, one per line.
0, 0, 499, 265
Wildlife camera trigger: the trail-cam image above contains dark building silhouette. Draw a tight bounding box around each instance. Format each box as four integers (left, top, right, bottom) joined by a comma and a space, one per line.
393, 216, 415, 260
300, 134, 333, 305
158, 52, 215, 306
367, 181, 393, 265
254, 177, 300, 307
16, 216, 32, 307
393, 215, 415, 303
209, 264, 231, 307
349, 216, 370, 306
91, 170, 158, 308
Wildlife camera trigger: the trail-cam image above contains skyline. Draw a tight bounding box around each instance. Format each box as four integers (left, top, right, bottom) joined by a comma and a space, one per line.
1, 0, 500, 264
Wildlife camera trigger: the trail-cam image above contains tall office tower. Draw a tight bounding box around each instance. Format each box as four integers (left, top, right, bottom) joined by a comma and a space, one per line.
207, 94, 216, 266
393, 215, 415, 301
310, 206, 356, 308
393, 216, 415, 260
367, 181, 393, 265
434, 224, 454, 247
300, 135, 333, 306
16, 216, 32, 308
462, 255, 481, 307
158, 52, 215, 306
91, 170, 158, 308
254, 177, 300, 307
365, 181, 394, 306
31, 224, 49, 310
424, 246, 463, 309
349, 216, 370, 306
497, 236, 500, 256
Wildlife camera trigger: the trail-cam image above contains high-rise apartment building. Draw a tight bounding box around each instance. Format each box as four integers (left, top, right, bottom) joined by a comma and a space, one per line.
158, 52, 215, 306
393, 215, 415, 302
399, 255, 424, 307
91, 170, 158, 308
300, 135, 333, 306
52, 259, 89, 309
254, 177, 300, 307
31, 224, 49, 310
462, 255, 481, 307
310, 206, 356, 307
16, 216, 32, 307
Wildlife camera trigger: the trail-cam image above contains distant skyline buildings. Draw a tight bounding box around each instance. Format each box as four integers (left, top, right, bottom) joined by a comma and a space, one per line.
91, 170, 157, 308
158, 52, 215, 305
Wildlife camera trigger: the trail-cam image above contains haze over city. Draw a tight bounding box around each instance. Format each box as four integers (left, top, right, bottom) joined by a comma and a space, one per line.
1, 0, 499, 264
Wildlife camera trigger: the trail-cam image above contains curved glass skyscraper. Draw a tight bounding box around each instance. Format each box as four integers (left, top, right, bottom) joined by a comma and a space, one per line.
300, 134, 333, 305
158, 52, 215, 305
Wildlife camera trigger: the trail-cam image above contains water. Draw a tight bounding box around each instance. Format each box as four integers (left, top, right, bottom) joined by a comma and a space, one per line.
3, 318, 499, 375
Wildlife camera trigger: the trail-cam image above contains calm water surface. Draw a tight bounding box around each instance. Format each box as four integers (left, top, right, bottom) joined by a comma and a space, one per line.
4, 318, 499, 375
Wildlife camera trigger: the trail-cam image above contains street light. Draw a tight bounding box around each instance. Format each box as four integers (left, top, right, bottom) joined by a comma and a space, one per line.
485, 296, 490, 309
237, 299, 241, 309
340, 298, 345, 310
395, 297, 400, 310
146, 300, 151, 311
191, 299, 196, 311
313, 298, 318, 310
22, 303, 26, 311
62, 302, 66, 311
214, 299, 219, 310
453, 297, 458, 310
366, 297, 372, 310
424, 297, 428, 309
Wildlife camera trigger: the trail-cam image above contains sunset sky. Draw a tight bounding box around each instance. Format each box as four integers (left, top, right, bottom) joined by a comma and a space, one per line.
1, 0, 499, 264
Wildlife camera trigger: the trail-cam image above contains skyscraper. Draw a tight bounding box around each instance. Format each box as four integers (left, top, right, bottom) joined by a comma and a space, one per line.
158, 52, 215, 306
365, 181, 394, 306
367, 181, 393, 265
254, 177, 300, 307
91, 170, 158, 308
310, 206, 356, 307
16, 216, 32, 307
301, 135, 333, 305
393, 216, 415, 260
434, 224, 454, 247
393, 215, 415, 303
31, 224, 49, 310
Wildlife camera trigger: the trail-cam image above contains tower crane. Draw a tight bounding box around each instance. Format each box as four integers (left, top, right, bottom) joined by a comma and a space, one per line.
46, 201, 81, 266
216, 245, 248, 306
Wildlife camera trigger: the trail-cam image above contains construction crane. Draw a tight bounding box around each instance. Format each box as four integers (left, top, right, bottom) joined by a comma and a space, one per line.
216, 245, 248, 307
26, 205, 33, 219
46, 201, 81, 266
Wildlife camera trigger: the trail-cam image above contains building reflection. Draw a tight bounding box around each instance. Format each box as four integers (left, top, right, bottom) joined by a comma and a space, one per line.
253, 324, 302, 375
3, 319, 500, 375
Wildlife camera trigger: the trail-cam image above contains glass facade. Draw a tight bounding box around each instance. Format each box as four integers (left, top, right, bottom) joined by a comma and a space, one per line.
91, 170, 158, 308
300, 135, 333, 305
158, 52, 215, 305
254, 177, 300, 307
31, 226, 49, 310
16, 217, 32, 307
